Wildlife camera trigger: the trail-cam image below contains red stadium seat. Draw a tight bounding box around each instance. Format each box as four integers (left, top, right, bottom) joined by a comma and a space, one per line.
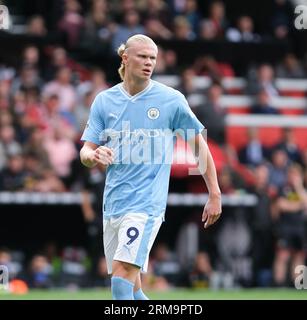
226, 126, 307, 150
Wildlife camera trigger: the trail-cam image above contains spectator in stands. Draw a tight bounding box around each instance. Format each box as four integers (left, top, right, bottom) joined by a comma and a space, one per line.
22, 46, 40, 70
167, 0, 187, 15
75, 90, 94, 133
188, 251, 213, 288
251, 89, 280, 115
11, 91, 26, 117
107, 0, 139, 22
0, 79, 11, 110
246, 64, 279, 98
23, 128, 50, 169
58, 246, 90, 288
41, 93, 77, 140
238, 127, 269, 167
276, 53, 306, 79
173, 15, 195, 40
80, 0, 114, 53
0, 153, 26, 191
43, 67, 77, 112
199, 19, 218, 40
0, 125, 23, 171
152, 47, 178, 75
218, 165, 241, 194
272, 164, 307, 286
111, 9, 145, 53
207, 0, 228, 38
33, 168, 67, 192
11, 65, 42, 94
43, 47, 69, 81
226, 15, 261, 43
26, 15, 47, 37
0, 110, 13, 127
0, 65, 15, 83
249, 164, 275, 287
0, 247, 23, 280
182, 0, 202, 36
57, 0, 85, 48
273, 127, 302, 164
268, 148, 289, 190
40, 242, 61, 285
141, 0, 172, 30
22, 144, 65, 191
77, 68, 109, 100
195, 83, 225, 145
24, 254, 54, 289
270, 0, 293, 40
223, 144, 256, 188
43, 124, 77, 186
151, 243, 183, 286
23, 151, 48, 191
15, 87, 44, 135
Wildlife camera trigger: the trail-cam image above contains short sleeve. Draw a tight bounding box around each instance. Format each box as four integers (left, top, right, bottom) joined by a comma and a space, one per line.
80, 94, 105, 145
172, 92, 204, 140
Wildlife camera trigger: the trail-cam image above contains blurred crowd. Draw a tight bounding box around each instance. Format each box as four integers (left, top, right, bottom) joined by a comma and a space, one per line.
0, 242, 226, 290
0, 0, 307, 289
9, 0, 297, 47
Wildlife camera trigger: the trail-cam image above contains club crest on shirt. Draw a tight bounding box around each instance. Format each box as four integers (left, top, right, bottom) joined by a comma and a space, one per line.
147, 107, 160, 120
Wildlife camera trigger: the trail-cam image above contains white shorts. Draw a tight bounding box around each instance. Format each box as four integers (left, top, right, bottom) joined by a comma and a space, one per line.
103, 212, 163, 274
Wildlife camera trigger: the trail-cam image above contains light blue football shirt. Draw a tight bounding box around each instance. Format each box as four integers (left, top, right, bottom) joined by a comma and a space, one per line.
81, 80, 204, 218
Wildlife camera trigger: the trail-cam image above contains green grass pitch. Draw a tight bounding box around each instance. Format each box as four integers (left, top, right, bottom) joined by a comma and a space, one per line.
1, 288, 306, 300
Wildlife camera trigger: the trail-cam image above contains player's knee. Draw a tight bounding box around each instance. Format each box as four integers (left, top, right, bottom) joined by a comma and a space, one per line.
112, 260, 140, 281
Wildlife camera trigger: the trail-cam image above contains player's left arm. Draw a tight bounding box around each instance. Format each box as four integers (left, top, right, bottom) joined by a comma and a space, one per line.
187, 133, 222, 228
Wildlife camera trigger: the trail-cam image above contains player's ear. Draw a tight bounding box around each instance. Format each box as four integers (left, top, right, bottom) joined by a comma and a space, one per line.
122, 52, 128, 65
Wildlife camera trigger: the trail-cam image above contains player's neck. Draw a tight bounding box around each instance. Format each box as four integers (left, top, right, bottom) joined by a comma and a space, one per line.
122, 78, 151, 96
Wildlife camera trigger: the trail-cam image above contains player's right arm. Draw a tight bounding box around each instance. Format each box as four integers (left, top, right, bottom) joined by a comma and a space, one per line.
80, 141, 114, 168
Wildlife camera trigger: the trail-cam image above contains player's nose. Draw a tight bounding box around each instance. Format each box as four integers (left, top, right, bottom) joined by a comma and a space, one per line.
145, 58, 152, 66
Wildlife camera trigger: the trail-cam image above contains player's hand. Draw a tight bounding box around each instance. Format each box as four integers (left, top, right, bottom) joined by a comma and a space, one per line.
94, 146, 114, 166
202, 195, 222, 229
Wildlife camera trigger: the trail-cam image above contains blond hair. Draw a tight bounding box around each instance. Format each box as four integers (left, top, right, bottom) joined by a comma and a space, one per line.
117, 34, 157, 81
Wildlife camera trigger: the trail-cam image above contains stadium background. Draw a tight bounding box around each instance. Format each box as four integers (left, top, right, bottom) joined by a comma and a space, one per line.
0, 0, 307, 299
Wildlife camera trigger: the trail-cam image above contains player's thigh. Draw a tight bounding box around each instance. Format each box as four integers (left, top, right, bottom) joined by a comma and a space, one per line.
103, 218, 118, 274
142, 215, 163, 272
114, 213, 163, 270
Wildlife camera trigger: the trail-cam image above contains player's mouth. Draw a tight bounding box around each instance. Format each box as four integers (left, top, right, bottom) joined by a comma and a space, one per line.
142, 69, 151, 75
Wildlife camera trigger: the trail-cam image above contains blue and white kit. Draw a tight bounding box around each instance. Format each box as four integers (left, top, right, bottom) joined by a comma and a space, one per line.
81, 79, 204, 272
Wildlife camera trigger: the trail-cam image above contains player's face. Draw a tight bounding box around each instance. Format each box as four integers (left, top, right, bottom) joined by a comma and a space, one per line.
124, 42, 157, 81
